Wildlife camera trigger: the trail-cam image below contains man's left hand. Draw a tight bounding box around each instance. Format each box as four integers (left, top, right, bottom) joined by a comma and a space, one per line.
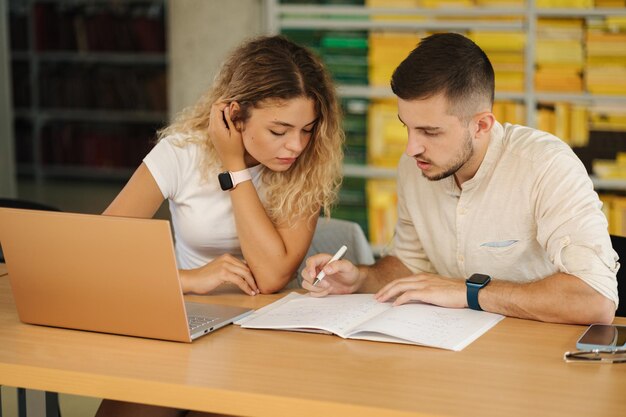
375, 273, 467, 308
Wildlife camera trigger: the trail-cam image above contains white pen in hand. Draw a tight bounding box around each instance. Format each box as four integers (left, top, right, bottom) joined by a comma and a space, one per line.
312, 245, 348, 286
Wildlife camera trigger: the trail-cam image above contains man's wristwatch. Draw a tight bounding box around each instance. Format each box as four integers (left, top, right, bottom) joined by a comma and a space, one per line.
466, 273, 492, 311
218, 169, 251, 191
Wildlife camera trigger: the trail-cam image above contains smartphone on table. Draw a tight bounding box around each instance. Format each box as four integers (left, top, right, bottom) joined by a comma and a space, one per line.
576, 324, 626, 351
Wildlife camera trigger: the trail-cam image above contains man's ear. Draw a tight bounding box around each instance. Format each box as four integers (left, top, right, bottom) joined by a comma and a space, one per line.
228, 102, 243, 131
474, 111, 495, 139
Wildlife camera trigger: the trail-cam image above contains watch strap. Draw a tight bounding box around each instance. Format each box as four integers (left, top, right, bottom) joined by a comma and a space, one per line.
230, 169, 251, 188
466, 283, 483, 311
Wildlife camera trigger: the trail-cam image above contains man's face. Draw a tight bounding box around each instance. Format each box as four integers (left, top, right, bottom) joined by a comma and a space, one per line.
398, 94, 476, 183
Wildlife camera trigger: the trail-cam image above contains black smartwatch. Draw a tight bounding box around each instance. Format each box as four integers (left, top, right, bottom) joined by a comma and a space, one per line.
466, 273, 491, 311
218, 169, 251, 191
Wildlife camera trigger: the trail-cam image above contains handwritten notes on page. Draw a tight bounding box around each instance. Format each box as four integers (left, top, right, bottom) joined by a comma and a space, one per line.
239, 293, 504, 351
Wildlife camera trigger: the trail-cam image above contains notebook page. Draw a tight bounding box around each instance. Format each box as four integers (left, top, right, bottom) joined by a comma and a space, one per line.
240, 293, 391, 337
348, 302, 504, 351
235, 292, 301, 325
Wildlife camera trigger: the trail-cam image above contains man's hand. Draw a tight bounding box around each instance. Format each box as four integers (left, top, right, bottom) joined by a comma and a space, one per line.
375, 273, 467, 308
300, 253, 362, 297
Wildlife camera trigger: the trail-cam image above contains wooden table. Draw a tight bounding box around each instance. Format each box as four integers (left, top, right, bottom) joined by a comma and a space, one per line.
1, 263, 625, 417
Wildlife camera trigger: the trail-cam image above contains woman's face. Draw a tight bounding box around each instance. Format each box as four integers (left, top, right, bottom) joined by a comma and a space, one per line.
239, 97, 317, 171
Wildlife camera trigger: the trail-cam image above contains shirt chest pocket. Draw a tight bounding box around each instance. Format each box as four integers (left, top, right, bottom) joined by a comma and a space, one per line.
475, 233, 536, 260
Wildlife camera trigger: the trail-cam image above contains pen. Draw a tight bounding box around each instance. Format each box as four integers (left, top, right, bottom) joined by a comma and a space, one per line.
313, 245, 348, 286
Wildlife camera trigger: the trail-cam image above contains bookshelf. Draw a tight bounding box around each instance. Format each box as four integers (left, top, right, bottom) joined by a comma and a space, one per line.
9, 0, 168, 182
266, 0, 626, 243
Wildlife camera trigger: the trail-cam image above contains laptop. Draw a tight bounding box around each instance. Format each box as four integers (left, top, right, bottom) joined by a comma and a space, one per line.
0, 208, 252, 342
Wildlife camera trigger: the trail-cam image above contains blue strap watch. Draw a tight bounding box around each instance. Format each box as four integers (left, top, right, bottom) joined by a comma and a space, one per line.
466, 273, 491, 311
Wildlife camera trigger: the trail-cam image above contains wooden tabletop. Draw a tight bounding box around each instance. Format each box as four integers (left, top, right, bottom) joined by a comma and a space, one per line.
0, 264, 625, 417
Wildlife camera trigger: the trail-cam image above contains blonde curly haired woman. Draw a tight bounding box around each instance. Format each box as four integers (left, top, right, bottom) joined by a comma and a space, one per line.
103, 34, 343, 299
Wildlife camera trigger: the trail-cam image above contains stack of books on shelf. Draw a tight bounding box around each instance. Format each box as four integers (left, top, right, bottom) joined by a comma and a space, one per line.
367, 99, 405, 168
333, 177, 370, 240
342, 98, 369, 165
595, 0, 626, 6
535, 18, 584, 93
368, 32, 421, 88
367, 179, 398, 248
32, 2, 165, 52
537, 103, 589, 147
37, 65, 166, 111
586, 16, 626, 96
469, 31, 526, 93
492, 101, 526, 126
599, 192, 626, 237
322, 32, 369, 85
41, 123, 156, 169
536, 0, 593, 7
10, 0, 167, 178
590, 106, 626, 132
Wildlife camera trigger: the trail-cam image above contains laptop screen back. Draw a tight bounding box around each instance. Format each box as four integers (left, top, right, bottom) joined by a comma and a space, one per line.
0, 208, 192, 342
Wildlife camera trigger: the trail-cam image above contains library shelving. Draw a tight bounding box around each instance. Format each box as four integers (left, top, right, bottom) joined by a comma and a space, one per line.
267, 0, 626, 243
9, 0, 167, 182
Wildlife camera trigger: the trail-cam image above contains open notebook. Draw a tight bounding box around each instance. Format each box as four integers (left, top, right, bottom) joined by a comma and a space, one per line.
238, 292, 504, 351
0, 208, 252, 342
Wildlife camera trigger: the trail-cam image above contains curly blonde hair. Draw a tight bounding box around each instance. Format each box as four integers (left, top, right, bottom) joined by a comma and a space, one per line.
158, 35, 343, 226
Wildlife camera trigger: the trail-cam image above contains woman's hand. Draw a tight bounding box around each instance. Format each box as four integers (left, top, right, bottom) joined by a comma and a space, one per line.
180, 254, 259, 296
208, 102, 246, 170
300, 253, 363, 297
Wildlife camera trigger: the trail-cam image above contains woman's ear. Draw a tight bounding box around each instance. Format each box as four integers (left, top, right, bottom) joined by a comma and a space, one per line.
228, 102, 244, 131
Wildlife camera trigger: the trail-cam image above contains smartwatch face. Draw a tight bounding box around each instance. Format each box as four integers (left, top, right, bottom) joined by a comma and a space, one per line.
218, 172, 234, 191
467, 273, 491, 286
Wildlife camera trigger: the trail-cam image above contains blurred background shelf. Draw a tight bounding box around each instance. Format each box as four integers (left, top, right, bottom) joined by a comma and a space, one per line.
268, 0, 626, 244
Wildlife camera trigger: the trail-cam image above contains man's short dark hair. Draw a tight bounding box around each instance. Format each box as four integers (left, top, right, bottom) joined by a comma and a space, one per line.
390, 33, 495, 120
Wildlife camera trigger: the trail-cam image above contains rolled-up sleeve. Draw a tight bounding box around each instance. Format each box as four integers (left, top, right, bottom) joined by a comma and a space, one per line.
534, 150, 619, 308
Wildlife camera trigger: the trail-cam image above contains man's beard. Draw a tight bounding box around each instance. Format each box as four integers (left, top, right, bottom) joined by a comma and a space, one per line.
422, 131, 474, 182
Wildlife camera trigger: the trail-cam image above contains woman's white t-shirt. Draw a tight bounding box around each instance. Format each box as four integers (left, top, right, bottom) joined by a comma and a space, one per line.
143, 135, 265, 270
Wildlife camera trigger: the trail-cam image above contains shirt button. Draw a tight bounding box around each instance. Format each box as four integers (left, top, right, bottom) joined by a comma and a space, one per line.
459, 207, 467, 215
458, 254, 465, 263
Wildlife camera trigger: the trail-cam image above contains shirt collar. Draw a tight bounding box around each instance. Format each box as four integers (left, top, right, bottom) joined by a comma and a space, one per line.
458, 120, 505, 192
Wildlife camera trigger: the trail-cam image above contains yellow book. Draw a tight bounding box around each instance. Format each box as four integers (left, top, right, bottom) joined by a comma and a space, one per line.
554, 102, 571, 145
366, 179, 398, 247
422, 0, 474, 8
367, 100, 407, 167
606, 16, 626, 31
536, 0, 593, 7
369, 33, 421, 86
469, 32, 526, 52
590, 112, 626, 131
610, 197, 626, 237
504, 101, 526, 125
492, 101, 506, 122
476, 0, 524, 5
536, 41, 584, 64
535, 67, 583, 92
570, 105, 589, 147
595, 0, 626, 7
538, 107, 556, 135
495, 72, 525, 92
